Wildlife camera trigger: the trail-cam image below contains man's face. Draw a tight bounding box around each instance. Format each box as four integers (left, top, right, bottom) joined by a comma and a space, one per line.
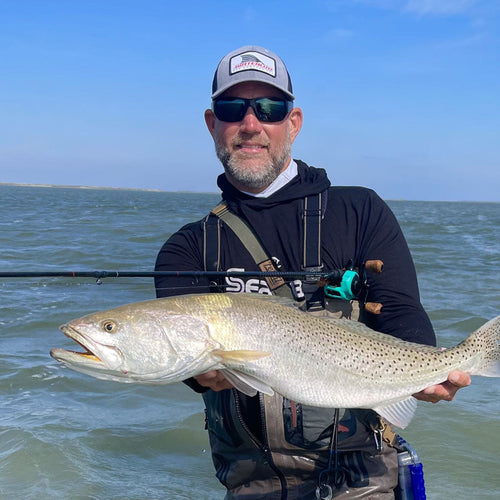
205, 81, 303, 193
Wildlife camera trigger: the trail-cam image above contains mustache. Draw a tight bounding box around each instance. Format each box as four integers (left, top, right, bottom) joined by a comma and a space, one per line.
230, 136, 270, 148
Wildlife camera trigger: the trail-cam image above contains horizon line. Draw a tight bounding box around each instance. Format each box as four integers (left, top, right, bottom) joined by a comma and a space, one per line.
0, 182, 497, 204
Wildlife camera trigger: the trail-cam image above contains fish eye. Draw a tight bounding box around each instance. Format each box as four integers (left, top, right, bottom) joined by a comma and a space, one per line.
101, 320, 118, 333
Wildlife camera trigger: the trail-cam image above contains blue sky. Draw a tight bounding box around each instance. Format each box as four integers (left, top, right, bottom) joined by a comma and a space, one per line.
1, 0, 499, 201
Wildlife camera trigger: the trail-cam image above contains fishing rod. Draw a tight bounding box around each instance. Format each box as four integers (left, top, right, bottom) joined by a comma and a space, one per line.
1, 261, 384, 314
0, 260, 383, 281
0, 260, 384, 301
0, 270, 334, 280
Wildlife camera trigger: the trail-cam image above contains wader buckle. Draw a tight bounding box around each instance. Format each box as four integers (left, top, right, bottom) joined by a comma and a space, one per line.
374, 425, 389, 453
315, 482, 333, 500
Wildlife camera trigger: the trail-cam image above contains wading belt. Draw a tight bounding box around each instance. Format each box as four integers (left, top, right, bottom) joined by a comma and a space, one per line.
202, 192, 327, 303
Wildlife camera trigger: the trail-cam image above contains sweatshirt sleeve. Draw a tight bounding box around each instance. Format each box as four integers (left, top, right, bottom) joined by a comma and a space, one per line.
353, 190, 436, 346
154, 222, 211, 393
154, 221, 211, 298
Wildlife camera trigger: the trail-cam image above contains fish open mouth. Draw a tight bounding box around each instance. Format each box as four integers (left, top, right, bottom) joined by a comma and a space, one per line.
53, 324, 103, 363
66, 341, 102, 362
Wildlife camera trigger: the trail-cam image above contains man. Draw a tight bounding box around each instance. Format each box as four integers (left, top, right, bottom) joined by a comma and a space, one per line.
155, 45, 470, 499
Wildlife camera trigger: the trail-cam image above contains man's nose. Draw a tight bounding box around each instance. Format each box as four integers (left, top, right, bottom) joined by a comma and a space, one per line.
239, 106, 263, 133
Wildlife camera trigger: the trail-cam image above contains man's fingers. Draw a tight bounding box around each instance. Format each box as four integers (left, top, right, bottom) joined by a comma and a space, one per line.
413, 370, 471, 403
447, 370, 471, 387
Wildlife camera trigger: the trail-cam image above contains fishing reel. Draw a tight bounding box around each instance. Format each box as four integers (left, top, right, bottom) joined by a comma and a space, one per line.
323, 267, 362, 301
321, 259, 383, 307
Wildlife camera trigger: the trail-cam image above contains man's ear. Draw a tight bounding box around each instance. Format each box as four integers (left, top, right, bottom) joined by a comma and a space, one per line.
288, 107, 303, 144
205, 109, 216, 137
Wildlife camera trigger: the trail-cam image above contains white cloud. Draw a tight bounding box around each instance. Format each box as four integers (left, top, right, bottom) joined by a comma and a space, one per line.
404, 0, 478, 16
337, 0, 479, 16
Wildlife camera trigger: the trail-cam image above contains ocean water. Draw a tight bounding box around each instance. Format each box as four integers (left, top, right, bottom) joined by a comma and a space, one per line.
0, 185, 498, 499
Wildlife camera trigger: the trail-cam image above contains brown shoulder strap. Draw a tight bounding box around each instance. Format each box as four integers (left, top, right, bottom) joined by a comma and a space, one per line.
208, 202, 289, 295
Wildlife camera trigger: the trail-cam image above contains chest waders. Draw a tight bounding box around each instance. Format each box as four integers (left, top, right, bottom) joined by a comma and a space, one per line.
202, 195, 424, 499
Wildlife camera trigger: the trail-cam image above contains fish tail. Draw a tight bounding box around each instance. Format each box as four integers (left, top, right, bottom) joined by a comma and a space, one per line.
468, 315, 500, 377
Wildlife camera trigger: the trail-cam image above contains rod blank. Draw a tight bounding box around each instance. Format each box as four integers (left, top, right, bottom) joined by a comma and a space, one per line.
0, 270, 326, 280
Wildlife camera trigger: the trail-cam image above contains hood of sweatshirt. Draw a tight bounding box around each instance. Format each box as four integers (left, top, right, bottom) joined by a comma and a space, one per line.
216, 160, 331, 211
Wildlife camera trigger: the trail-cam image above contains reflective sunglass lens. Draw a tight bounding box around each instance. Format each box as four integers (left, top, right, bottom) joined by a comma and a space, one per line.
213, 98, 291, 123
213, 100, 245, 122
255, 99, 287, 122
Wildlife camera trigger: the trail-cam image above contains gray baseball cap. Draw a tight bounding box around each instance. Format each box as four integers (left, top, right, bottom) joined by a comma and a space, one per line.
211, 45, 294, 101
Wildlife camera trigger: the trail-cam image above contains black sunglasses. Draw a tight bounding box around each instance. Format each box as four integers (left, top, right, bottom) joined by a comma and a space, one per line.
212, 97, 293, 123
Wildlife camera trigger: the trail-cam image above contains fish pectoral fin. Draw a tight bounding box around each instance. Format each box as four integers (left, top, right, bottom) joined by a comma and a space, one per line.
220, 369, 274, 397
373, 396, 418, 429
213, 349, 271, 362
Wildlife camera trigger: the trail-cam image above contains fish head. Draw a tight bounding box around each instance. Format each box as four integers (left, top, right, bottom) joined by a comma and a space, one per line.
50, 299, 220, 384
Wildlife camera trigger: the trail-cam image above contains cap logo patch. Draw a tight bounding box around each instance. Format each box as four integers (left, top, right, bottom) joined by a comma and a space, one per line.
230, 51, 276, 77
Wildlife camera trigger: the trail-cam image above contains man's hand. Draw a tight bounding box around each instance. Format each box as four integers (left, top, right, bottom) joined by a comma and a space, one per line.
413, 370, 471, 403
194, 370, 234, 391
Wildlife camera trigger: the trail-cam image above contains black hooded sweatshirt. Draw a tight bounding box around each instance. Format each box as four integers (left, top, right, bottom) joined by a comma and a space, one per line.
155, 160, 435, 347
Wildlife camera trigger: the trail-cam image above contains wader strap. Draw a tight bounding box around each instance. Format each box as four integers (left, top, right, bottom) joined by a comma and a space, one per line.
209, 202, 289, 295
302, 191, 326, 271
202, 213, 225, 292
204, 192, 327, 301
302, 191, 328, 311
203, 213, 221, 272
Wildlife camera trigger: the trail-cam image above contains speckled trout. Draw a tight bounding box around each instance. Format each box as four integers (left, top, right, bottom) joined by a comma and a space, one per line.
51, 293, 500, 428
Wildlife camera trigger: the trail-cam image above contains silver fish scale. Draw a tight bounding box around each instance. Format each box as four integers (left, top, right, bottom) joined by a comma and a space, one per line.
52, 292, 499, 417
174, 293, 493, 409
202, 293, 441, 378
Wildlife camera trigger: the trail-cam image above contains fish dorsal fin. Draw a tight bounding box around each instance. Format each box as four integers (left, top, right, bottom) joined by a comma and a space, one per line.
232, 293, 299, 309
220, 369, 274, 397
373, 396, 418, 429
319, 316, 443, 352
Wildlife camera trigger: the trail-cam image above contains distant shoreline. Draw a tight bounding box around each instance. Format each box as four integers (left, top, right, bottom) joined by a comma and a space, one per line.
0, 182, 496, 203
0, 182, 215, 195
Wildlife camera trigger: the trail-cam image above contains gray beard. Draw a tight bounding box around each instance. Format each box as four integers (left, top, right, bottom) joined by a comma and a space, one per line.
215, 134, 292, 190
